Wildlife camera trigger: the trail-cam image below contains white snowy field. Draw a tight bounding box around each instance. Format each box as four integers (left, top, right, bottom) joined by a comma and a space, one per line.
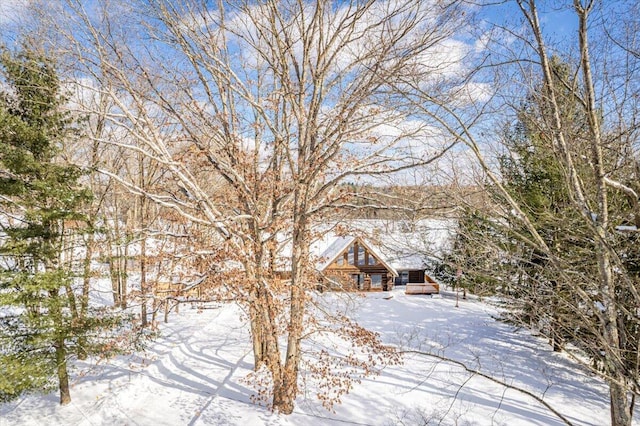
0, 289, 627, 426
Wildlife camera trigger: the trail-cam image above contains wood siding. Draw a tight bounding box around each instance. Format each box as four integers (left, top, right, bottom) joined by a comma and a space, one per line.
321, 240, 395, 291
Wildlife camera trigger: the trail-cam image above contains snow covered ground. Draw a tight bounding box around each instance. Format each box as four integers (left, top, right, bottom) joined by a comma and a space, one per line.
1, 289, 626, 426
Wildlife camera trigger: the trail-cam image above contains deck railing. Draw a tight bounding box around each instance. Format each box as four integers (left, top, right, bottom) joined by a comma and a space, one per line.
405, 282, 439, 295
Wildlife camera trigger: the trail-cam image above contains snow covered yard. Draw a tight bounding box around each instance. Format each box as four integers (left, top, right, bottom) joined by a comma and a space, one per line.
0, 290, 622, 426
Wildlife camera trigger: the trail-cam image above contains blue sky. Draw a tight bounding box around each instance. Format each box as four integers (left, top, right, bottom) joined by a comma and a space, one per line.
0, 1, 585, 51
478, 0, 579, 43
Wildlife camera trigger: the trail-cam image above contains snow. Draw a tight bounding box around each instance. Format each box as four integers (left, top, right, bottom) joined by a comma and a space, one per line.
310, 219, 454, 271
373, 219, 455, 271
1, 289, 624, 426
316, 236, 355, 270
616, 225, 638, 232
275, 219, 454, 276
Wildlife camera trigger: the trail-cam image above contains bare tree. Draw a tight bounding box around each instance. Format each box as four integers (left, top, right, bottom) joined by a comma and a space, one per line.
36, 0, 468, 413
404, 1, 640, 424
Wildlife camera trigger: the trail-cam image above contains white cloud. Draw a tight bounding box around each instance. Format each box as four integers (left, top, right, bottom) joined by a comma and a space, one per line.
451, 81, 493, 107
64, 77, 100, 111
0, 0, 30, 26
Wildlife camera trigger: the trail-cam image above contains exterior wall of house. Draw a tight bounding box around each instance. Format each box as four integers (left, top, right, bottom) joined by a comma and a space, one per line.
408, 270, 424, 283
321, 240, 395, 291
394, 269, 440, 294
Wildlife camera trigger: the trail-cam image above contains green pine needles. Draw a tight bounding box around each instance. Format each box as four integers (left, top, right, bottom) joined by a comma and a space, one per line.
0, 48, 131, 405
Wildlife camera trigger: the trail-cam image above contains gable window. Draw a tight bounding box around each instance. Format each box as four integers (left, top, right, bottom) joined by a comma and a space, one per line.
368, 254, 378, 265
348, 245, 355, 265
357, 244, 366, 265
336, 255, 344, 266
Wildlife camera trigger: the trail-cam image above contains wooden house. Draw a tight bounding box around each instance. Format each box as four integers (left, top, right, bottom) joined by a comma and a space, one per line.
316, 236, 397, 291
398, 270, 440, 295
387, 258, 440, 295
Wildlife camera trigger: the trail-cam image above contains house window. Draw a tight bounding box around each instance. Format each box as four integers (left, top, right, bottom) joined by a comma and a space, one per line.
368, 254, 377, 265
357, 244, 366, 265
352, 273, 364, 290
348, 245, 355, 265
336, 255, 344, 266
370, 274, 382, 288
409, 270, 424, 283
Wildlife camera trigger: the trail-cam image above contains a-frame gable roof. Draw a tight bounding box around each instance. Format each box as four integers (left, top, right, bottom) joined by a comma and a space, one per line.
317, 236, 398, 277
316, 236, 355, 271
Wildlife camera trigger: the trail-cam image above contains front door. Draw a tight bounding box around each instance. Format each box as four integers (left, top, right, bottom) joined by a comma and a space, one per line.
351, 273, 365, 290
370, 273, 382, 290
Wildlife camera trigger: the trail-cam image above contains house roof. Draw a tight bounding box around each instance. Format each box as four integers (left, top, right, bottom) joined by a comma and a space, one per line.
277, 219, 454, 274
316, 236, 399, 277
365, 219, 454, 271
316, 236, 355, 271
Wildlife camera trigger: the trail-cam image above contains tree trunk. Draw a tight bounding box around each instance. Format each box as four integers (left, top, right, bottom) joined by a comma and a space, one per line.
248, 286, 266, 369
59, 222, 79, 322
138, 155, 148, 327
77, 230, 95, 360
609, 378, 633, 426
550, 280, 562, 352
108, 209, 126, 308
49, 289, 71, 405
601, 247, 632, 426
140, 235, 148, 327
108, 252, 119, 308
277, 280, 304, 414
152, 297, 158, 324
577, 1, 634, 420
273, 210, 308, 414
272, 374, 295, 415
121, 239, 128, 309
55, 336, 71, 405
245, 259, 284, 405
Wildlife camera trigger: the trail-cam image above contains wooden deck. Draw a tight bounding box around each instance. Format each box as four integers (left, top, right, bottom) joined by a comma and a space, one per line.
405, 282, 439, 295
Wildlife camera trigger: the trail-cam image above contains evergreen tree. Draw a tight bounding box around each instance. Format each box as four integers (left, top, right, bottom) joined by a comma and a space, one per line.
495, 58, 594, 351
498, 120, 584, 349
0, 48, 126, 405
434, 207, 505, 298
448, 59, 597, 351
